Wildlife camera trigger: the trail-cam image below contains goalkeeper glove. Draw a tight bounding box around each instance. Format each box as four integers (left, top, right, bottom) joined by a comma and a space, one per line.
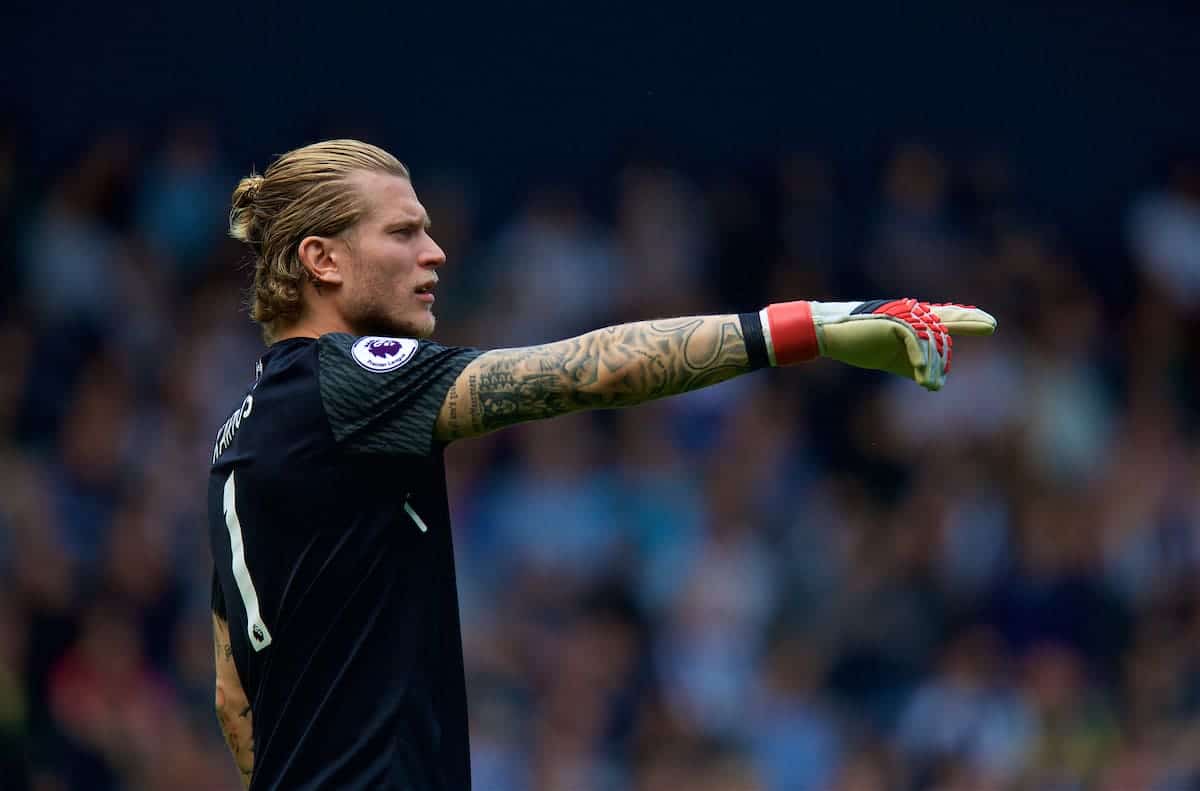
758, 298, 997, 390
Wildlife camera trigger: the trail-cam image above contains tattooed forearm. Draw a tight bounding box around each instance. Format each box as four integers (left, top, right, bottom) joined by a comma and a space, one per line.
213, 614, 254, 788
217, 703, 255, 787
438, 315, 754, 439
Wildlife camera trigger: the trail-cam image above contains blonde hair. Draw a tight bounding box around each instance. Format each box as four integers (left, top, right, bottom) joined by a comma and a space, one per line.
229, 139, 410, 342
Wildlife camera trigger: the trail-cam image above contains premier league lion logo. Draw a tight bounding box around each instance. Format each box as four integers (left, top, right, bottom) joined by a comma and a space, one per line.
368, 339, 404, 359
351, 336, 419, 372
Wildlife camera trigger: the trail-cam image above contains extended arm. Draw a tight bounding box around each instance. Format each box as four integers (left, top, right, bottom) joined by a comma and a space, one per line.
434, 300, 996, 441
436, 314, 751, 440
213, 614, 255, 789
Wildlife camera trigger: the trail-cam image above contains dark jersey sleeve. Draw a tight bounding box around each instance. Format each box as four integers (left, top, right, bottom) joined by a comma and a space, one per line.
318, 333, 482, 456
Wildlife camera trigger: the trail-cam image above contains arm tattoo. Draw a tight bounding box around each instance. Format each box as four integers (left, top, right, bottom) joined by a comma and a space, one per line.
217, 706, 255, 782
213, 614, 254, 787
441, 315, 753, 439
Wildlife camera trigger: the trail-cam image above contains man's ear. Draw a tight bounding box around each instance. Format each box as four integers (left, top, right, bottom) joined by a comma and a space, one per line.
297, 236, 345, 286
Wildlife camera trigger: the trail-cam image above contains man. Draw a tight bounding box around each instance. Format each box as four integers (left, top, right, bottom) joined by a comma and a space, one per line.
209, 139, 995, 789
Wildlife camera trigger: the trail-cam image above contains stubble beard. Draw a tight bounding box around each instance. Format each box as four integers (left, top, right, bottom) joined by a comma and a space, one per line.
343, 265, 437, 339
351, 299, 436, 340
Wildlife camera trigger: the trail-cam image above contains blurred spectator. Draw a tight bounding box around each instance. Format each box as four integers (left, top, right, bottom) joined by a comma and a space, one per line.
1128, 153, 1200, 314
1018, 642, 1121, 789
1022, 273, 1116, 486
774, 153, 838, 298
614, 402, 706, 614
20, 135, 132, 330
47, 599, 178, 789
865, 143, 967, 298
477, 187, 620, 344
826, 483, 948, 727
656, 462, 779, 734
986, 495, 1130, 679
468, 672, 530, 791
474, 418, 624, 587
99, 493, 186, 670
48, 353, 134, 566
529, 587, 646, 791
895, 626, 1034, 785
634, 738, 763, 791
134, 123, 232, 284
613, 164, 709, 319
706, 174, 775, 310
831, 747, 895, 791
748, 633, 842, 791
934, 459, 1014, 601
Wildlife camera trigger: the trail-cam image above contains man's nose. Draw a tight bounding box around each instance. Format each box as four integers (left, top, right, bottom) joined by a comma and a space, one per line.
421, 238, 447, 267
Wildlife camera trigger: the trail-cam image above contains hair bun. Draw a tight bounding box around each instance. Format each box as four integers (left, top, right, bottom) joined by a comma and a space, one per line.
229, 173, 265, 244
243, 174, 264, 202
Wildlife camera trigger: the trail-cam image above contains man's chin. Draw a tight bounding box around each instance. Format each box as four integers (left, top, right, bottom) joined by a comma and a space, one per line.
353, 312, 435, 340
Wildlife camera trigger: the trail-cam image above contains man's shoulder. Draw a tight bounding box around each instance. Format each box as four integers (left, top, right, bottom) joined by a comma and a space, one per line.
315, 333, 435, 440
317, 333, 422, 376
209, 339, 325, 466
257, 338, 324, 399
315, 333, 481, 456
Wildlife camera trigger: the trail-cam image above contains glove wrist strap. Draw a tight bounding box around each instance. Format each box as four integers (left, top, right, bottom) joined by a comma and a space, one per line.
760, 301, 820, 366
737, 312, 771, 370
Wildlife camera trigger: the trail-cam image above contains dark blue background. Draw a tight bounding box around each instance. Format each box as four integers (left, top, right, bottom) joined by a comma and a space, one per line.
4, 1, 1196, 240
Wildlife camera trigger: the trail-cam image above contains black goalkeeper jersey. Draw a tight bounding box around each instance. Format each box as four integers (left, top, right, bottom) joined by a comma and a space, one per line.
208, 333, 481, 790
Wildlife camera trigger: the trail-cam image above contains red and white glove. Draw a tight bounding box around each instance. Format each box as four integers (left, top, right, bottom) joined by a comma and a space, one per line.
759, 299, 997, 390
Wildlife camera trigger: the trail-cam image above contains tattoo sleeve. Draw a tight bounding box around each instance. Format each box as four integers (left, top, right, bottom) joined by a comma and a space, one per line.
213, 614, 254, 788
436, 314, 754, 440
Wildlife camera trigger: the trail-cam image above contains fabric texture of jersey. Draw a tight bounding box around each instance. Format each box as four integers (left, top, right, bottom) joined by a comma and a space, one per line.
208, 333, 481, 790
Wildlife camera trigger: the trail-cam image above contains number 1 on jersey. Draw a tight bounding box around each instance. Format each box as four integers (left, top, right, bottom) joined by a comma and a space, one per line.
223, 471, 273, 652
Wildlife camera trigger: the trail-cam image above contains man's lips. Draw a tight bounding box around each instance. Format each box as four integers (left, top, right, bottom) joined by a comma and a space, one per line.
415, 279, 437, 303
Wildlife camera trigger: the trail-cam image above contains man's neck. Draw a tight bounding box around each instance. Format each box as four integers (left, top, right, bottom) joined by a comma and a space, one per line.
273, 313, 355, 343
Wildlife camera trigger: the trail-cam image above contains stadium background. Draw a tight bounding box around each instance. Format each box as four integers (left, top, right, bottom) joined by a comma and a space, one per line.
2, 2, 1200, 789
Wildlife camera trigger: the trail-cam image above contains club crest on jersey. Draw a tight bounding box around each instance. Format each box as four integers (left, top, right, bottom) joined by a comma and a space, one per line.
351, 336, 419, 372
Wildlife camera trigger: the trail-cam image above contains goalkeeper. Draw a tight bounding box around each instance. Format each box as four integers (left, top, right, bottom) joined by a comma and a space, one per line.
208, 139, 995, 790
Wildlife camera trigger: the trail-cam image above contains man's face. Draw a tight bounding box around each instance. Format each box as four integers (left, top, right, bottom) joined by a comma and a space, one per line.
336, 172, 445, 339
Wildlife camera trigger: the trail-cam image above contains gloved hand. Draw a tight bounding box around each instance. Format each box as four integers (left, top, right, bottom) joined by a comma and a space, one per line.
760, 298, 997, 391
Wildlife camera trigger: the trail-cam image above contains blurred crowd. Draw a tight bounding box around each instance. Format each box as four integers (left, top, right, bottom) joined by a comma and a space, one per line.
1, 124, 1199, 791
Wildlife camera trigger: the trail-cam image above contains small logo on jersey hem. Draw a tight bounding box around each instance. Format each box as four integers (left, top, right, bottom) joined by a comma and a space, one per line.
351, 336, 419, 373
